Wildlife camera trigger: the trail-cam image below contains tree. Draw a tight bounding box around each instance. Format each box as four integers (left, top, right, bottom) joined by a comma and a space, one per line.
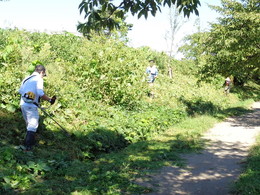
165, 4, 187, 58
77, 11, 132, 39
77, 0, 201, 36
179, 31, 208, 62
181, 0, 260, 85
164, 5, 187, 78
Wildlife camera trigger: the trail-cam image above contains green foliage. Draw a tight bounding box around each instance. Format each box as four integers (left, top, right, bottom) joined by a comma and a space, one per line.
181, 0, 260, 85
78, 0, 200, 36
0, 28, 259, 194
0, 28, 190, 149
0, 146, 50, 192
179, 32, 209, 68
86, 127, 129, 153
170, 133, 204, 152
232, 81, 260, 101
104, 105, 186, 142
233, 134, 260, 194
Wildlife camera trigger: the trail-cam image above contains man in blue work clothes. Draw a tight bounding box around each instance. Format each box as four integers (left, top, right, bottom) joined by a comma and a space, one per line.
19, 65, 56, 151
146, 60, 158, 83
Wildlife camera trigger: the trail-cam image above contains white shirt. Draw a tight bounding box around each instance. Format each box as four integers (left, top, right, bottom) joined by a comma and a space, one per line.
150, 66, 158, 75
19, 72, 45, 107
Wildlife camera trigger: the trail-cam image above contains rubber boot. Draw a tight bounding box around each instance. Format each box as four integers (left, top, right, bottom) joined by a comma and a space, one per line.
24, 131, 36, 151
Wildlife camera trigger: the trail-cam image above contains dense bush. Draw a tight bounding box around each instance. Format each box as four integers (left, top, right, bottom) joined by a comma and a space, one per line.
0, 28, 244, 151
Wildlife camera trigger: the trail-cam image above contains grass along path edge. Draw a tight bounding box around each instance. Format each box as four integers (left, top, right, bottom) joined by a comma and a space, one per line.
134, 101, 260, 194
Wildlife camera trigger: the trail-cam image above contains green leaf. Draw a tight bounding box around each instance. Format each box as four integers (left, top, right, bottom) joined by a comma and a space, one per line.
6, 104, 16, 113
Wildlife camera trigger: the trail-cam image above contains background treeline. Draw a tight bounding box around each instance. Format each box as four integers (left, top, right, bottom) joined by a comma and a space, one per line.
180, 0, 259, 85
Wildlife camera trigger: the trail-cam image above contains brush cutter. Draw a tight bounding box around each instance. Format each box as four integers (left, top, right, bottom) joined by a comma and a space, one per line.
33, 102, 70, 137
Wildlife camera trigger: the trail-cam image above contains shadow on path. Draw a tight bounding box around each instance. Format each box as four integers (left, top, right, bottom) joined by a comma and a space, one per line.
225, 107, 260, 128
136, 102, 260, 195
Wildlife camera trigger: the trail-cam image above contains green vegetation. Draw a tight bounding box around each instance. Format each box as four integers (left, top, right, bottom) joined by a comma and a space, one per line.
0, 1, 259, 194
233, 134, 260, 194
180, 0, 259, 85
0, 27, 259, 194
78, 0, 200, 36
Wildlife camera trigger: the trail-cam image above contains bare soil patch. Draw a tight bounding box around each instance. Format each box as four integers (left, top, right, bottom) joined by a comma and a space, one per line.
136, 102, 260, 195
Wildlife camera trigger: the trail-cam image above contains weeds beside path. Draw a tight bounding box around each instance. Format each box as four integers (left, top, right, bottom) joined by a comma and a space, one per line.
136, 102, 260, 195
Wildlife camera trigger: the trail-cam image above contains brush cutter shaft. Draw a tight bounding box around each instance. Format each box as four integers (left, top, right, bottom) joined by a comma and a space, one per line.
40, 108, 67, 132
33, 103, 70, 136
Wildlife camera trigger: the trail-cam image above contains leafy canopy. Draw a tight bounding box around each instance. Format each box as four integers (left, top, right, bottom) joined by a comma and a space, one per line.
77, 0, 200, 36
181, 0, 260, 85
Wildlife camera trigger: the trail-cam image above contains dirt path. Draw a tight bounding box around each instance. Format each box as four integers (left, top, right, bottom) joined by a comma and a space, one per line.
136, 102, 260, 195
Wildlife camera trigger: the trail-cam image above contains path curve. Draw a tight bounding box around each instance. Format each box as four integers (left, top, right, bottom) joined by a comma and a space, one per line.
136, 102, 260, 195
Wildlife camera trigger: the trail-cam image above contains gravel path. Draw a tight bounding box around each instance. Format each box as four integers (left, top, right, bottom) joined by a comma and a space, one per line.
136, 102, 260, 195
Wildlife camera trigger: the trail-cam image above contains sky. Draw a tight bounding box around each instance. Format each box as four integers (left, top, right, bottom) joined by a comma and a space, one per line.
126, 0, 221, 56
0, 0, 222, 57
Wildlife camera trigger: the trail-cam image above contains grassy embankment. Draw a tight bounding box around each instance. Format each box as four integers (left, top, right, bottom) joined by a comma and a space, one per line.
1, 88, 258, 194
